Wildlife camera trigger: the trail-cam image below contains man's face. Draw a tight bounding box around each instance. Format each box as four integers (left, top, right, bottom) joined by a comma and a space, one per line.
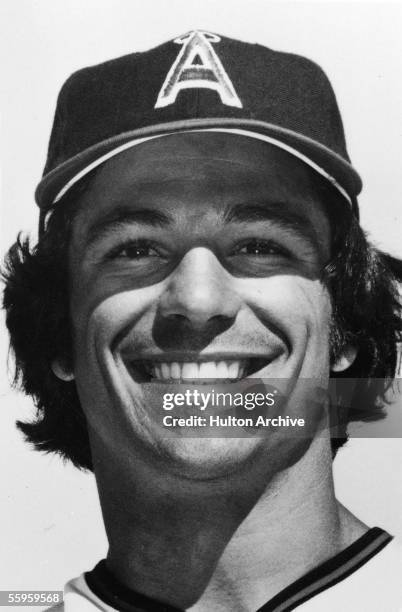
68, 132, 332, 480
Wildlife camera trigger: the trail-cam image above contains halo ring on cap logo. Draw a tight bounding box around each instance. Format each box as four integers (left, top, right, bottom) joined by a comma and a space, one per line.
155, 31, 242, 109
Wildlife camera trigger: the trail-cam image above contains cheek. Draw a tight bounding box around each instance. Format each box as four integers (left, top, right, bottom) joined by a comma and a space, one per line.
70, 283, 165, 362
295, 280, 332, 371
238, 275, 332, 346
71, 287, 163, 431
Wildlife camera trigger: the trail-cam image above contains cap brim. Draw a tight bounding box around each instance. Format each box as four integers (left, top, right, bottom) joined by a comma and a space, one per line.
36, 117, 362, 211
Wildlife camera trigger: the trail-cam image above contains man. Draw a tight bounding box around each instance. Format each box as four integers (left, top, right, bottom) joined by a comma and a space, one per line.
3, 31, 402, 611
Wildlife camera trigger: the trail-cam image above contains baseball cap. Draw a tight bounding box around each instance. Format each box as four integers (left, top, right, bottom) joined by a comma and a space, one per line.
36, 30, 362, 220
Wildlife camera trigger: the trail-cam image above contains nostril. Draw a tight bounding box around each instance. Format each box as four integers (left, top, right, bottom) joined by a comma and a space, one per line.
151, 312, 236, 352
158, 288, 241, 324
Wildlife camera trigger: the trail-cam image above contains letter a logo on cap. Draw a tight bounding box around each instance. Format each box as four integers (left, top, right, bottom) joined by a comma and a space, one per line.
155, 31, 242, 109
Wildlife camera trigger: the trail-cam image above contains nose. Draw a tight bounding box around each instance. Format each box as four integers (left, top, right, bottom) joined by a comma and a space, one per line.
157, 247, 241, 328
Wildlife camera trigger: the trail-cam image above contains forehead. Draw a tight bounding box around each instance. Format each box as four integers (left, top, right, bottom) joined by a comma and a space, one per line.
73, 132, 332, 238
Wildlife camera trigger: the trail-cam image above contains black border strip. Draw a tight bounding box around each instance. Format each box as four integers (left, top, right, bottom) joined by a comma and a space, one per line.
85, 561, 183, 612
257, 527, 392, 611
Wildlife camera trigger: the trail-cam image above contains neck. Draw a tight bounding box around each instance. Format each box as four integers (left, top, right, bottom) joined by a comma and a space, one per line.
91, 435, 362, 611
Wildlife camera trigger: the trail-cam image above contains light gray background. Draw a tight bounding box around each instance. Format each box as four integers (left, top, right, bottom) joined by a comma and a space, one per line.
1, 0, 401, 597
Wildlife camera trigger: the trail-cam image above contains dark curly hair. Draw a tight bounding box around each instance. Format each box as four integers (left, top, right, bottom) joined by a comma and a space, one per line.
2, 175, 402, 471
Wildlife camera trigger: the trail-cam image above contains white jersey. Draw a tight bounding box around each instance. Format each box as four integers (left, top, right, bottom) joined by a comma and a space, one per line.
49, 528, 402, 611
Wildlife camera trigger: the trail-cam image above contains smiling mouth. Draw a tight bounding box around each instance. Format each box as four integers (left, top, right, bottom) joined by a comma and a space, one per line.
129, 358, 269, 383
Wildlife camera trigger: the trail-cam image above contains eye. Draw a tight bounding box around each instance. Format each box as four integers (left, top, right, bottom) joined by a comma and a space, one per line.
235, 239, 290, 257
107, 240, 162, 260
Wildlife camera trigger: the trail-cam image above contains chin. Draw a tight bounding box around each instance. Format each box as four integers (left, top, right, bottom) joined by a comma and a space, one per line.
152, 436, 265, 480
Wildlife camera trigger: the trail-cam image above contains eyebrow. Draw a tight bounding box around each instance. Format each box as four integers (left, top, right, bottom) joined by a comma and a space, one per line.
224, 202, 322, 251
84, 200, 323, 253
85, 206, 172, 247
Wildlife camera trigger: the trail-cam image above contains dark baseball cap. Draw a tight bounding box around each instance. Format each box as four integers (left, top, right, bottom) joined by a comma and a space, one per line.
36, 30, 362, 217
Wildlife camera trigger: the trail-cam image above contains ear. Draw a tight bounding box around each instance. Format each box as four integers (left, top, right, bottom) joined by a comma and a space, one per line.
51, 359, 75, 381
331, 345, 358, 372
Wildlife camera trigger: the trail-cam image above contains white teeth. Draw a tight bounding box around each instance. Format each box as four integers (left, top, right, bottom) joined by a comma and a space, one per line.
146, 360, 247, 381
161, 363, 170, 379
182, 362, 198, 379
228, 361, 241, 378
170, 362, 181, 379
217, 361, 229, 378
199, 362, 218, 378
